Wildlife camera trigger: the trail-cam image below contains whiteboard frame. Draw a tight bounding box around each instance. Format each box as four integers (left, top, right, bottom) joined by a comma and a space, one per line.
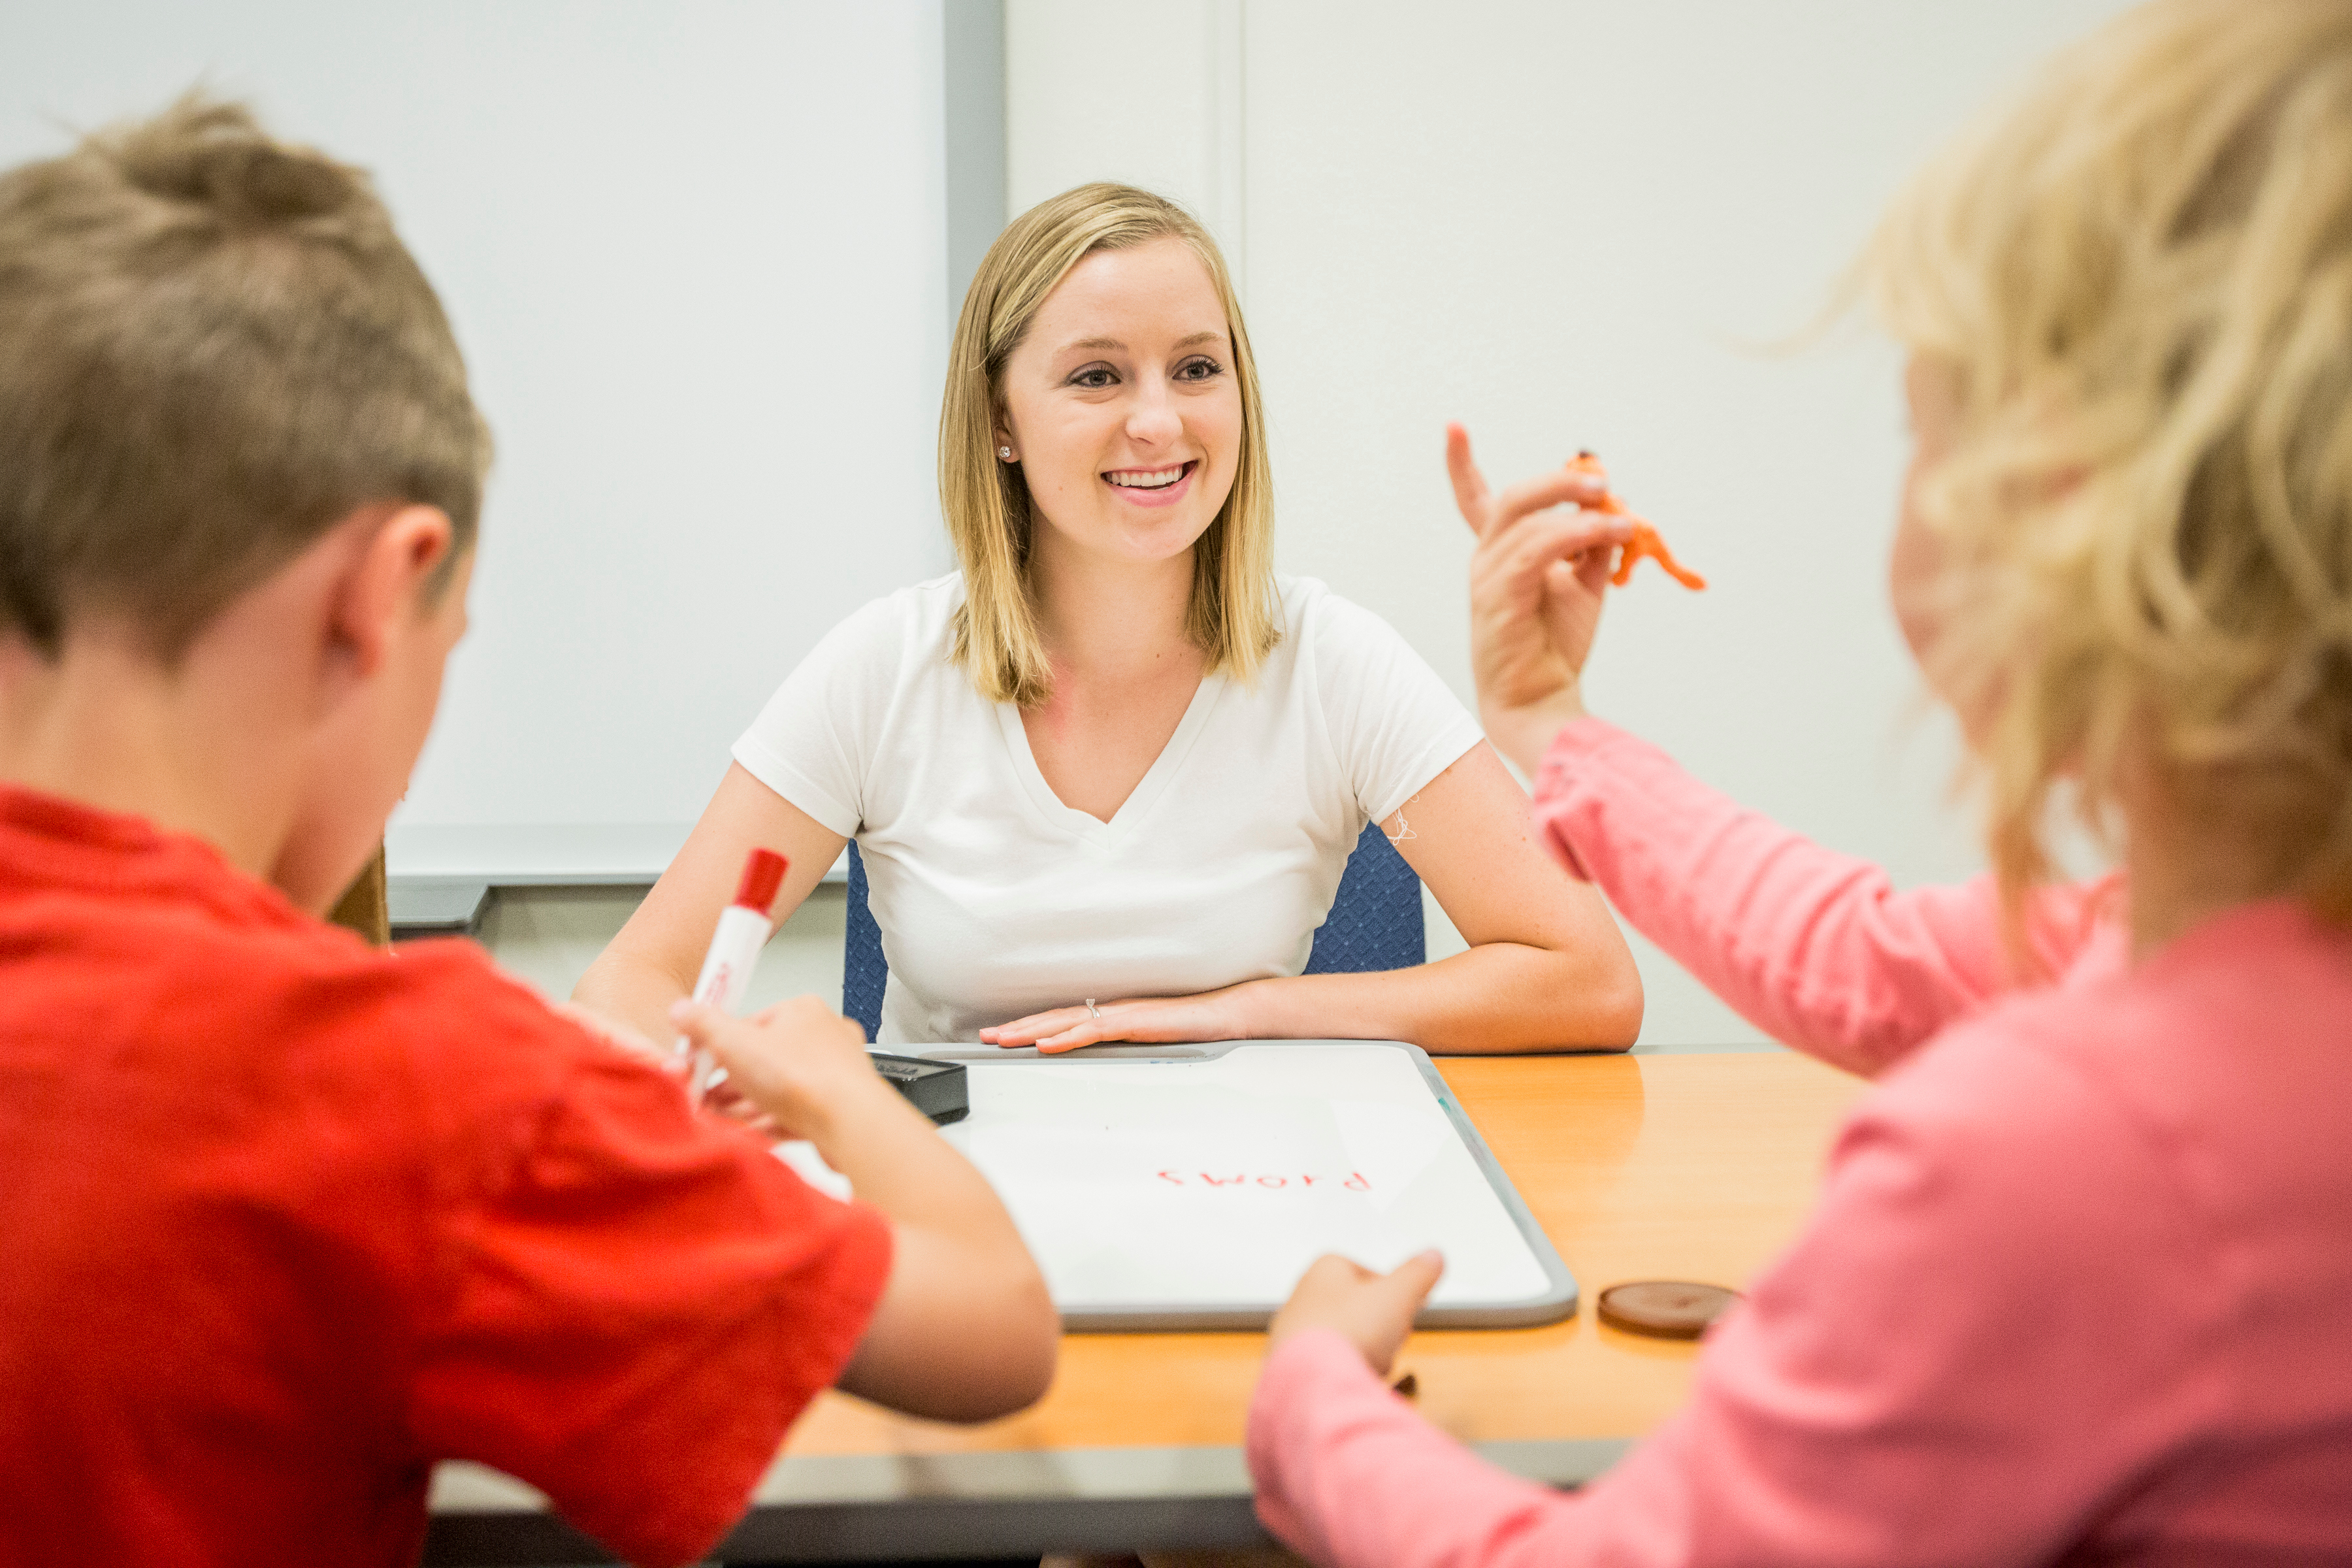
917, 1039, 1580, 1332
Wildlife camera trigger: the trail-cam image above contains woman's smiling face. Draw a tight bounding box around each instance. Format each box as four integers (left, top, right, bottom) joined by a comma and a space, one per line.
995, 236, 1243, 569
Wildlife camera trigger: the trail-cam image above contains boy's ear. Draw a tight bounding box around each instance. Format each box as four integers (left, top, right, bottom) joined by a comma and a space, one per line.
325, 504, 455, 679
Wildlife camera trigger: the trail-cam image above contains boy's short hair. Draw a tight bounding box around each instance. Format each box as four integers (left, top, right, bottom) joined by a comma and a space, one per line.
0, 93, 490, 659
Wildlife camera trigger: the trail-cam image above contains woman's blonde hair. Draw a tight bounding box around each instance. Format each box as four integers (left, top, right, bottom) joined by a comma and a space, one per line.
1867, 0, 2352, 930
939, 183, 1279, 707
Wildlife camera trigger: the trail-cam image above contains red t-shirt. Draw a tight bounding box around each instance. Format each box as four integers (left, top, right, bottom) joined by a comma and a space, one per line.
0, 786, 893, 1568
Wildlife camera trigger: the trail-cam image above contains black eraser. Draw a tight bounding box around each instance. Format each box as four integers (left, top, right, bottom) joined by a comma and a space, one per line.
869, 1053, 968, 1126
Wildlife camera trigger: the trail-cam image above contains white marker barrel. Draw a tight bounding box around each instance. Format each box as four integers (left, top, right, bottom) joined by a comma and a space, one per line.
676, 847, 788, 1104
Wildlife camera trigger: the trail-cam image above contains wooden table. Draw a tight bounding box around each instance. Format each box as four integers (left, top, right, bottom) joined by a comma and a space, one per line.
428, 1051, 1865, 1564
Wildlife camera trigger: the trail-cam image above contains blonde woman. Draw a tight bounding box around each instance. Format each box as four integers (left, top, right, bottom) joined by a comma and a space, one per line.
578, 186, 1640, 1053
1252, 1, 2352, 1561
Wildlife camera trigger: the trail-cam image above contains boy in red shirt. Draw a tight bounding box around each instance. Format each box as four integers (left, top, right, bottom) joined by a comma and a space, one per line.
0, 97, 1057, 1568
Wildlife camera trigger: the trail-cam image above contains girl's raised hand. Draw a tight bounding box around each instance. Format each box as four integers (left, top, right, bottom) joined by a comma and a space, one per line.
1446, 423, 1631, 774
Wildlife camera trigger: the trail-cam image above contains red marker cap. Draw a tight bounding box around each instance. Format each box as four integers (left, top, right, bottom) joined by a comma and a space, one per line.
732, 848, 788, 916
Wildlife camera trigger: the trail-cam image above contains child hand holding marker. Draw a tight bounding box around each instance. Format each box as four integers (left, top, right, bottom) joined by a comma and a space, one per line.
662, 850, 1053, 1421
672, 995, 896, 1149
675, 847, 789, 1106
670, 995, 1056, 1421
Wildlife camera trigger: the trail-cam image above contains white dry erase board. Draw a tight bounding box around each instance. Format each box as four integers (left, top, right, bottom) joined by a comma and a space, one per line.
915, 1039, 1576, 1331
2, 1, 1005, 887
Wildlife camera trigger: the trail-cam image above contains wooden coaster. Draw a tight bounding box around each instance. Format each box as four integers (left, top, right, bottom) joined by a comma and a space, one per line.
1597, 1281, 1739, 1339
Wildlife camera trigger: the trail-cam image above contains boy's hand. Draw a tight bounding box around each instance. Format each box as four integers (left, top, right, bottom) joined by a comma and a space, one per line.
1448, 424, 1631, 774
672, 996, 892, 1147
1267, 1250, 1445, 1377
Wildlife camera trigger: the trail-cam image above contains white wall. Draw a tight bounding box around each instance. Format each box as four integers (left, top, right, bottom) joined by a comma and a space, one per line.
1005, 0, 1247, 274
483, 885, 847, 1021
1004, 0, 2134, 1046
2, 1, 958, 877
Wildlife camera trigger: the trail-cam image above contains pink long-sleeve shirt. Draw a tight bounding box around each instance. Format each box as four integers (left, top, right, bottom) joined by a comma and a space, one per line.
1248, 717, 2352, 1567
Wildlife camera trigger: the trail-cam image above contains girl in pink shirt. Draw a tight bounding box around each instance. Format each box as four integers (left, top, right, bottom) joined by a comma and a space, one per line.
1246, 2, 2352, 1564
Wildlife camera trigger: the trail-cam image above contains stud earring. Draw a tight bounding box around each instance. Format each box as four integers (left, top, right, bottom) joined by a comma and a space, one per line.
998, 446, 1014, 461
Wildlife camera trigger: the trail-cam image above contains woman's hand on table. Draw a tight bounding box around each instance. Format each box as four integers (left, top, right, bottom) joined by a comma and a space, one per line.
979, 987, 1257, 1054
1448, 423, 1633, 775
1269, 1250, 1446, 1377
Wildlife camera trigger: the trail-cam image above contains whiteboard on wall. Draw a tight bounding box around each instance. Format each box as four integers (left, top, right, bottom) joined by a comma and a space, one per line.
918, 1040, 1578, 1330
1, 1, 963, 883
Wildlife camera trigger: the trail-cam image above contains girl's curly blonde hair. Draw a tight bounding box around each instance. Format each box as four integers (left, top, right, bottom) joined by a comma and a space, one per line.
1869, 0, 2352, 932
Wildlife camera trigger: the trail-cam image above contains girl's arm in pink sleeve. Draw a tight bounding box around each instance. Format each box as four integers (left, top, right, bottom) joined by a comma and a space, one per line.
1247, 1331, 1587, 1568
1245, 1022, 2213, 1568
1529, 717, 2100, 1075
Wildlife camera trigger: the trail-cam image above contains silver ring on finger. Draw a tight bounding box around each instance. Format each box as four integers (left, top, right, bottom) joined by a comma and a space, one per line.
1084, 998, 1101, 1019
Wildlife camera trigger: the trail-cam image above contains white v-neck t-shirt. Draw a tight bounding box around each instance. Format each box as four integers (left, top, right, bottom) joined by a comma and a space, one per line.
731, 574, 1484, 1045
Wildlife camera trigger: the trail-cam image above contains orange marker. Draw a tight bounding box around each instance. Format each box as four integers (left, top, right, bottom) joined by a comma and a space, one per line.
1567, 451, 1707, 591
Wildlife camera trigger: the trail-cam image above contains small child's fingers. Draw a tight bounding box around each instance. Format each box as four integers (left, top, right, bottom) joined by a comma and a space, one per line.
1298, 1252, 1379, 1294
696, 1031, 756, 1086
1494, 510, 1633, 585
1540, 559, 1603, 632
1360, 1250, 1446, 1369
716, 1090, 769, 1128
1445, 423, 1492, 534
1390, 1249, 1446, 1300
1570, 542, 1618, 595
1488, 469, 1609, 535
716, 1097, 779, 1137
747, 994, 836, 1030
669, 998, 726, 1039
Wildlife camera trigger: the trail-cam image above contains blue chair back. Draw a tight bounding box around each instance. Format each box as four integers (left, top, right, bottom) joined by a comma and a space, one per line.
840, 822, 1425, 1042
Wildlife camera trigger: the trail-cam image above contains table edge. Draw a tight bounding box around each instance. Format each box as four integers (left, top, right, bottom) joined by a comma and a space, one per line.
425, 1439, 1631, 1563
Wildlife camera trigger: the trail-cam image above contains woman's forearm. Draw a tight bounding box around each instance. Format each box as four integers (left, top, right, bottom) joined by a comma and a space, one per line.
1239, 937, 1641, 1053
572, 764, 847, 1051
571, 947, 696, 1052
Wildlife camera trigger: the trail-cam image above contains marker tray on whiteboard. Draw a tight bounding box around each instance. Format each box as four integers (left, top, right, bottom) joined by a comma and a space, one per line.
917, 1039, 1577, 1332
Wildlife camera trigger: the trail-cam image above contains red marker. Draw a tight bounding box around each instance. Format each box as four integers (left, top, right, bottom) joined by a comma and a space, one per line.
677, 847, 787, 1105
